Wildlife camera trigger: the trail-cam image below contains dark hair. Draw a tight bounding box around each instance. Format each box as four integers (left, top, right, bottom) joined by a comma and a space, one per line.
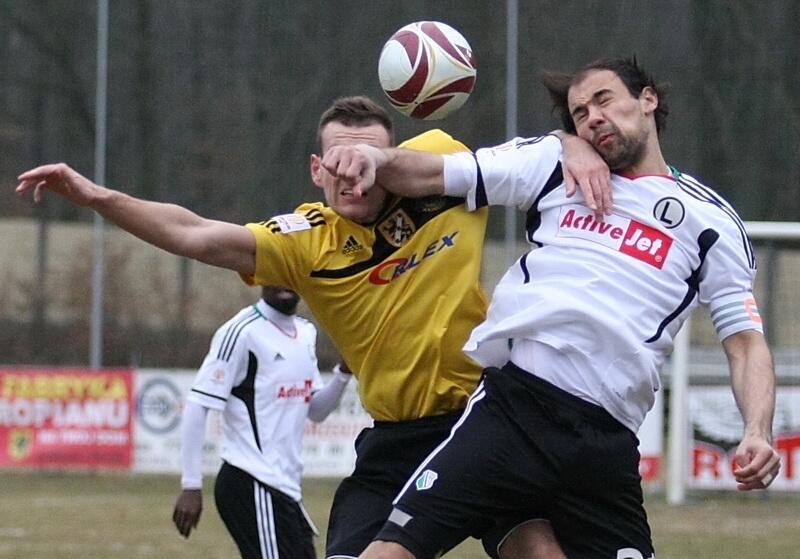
541, 57, 669, 135
316, 96, 394, 151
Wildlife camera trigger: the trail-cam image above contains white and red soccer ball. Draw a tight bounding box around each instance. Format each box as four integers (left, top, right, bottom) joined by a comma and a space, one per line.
378, 21, 476, 120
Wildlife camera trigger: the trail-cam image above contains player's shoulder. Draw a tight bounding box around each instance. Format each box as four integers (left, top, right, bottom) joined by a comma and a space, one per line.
672, 169, 743, 223
293, 314, 317, 333
210, 304, 262, 355
478, 134, 560, 160
399, 129, 471, 154
293, 315, 318, 341
249, 203, 332, 237
221, 304, 260, 331
671, 168, 755, 264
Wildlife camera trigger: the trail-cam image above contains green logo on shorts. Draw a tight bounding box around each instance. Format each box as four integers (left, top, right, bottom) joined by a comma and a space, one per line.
415, 469, 438, 491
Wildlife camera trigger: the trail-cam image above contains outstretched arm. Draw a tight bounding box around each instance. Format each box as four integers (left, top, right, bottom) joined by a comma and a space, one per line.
322, 143, 444, 198
321, 132, 612, 217
723, 329, 781, 490
16, 163, 256, 275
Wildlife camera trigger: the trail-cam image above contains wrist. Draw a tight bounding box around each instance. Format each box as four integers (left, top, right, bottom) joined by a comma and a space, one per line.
744, 424, 773, 444
87, 184, 116, 211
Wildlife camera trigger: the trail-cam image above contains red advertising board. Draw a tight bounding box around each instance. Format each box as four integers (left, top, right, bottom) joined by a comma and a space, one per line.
0, 368, 133, 469
689, 385, 799, 491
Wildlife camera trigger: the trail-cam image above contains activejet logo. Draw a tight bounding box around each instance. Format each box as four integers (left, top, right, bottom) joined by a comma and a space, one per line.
276, 379, 313, 403
557, 207, 672, 269
368, 231, 459, 285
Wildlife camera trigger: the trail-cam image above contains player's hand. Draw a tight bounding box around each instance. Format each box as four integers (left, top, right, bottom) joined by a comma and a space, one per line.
321, 144, 387, 197
732, 433, 781, 491
172, 489, 203, 538
560, 134, 612, 220
16, 163, 102, 206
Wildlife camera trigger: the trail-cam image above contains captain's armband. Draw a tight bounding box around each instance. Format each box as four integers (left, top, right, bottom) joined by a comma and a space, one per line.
709, 292, 763, 341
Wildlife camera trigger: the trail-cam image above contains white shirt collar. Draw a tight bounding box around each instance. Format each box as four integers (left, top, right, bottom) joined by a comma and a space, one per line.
254, 298, 297, 336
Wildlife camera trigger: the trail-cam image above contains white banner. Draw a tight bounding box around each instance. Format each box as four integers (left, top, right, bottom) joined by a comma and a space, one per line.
301, 379, 372, 477
688, 385, 799, 491
133, 370, 369, 477
134, 370, 223, 474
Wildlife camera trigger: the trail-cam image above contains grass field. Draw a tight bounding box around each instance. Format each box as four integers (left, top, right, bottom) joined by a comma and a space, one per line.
0, 471, 797, 558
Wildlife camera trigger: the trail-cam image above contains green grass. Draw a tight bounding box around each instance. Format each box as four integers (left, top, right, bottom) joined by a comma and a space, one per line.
0, 471, 797, 558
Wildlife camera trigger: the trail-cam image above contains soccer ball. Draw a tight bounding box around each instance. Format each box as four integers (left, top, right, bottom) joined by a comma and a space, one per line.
378, 21, 476, 120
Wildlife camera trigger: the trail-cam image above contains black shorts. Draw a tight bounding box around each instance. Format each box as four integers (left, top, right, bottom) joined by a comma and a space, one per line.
377, 363, 654, 559
214, 462, 316, 559
325, 410, 465, 558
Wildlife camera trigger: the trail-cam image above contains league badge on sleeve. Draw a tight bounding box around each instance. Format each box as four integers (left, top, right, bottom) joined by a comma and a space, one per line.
272, 213, 312, 234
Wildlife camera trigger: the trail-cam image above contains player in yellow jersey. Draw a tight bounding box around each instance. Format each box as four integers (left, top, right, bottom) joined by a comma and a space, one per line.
15, 96, 610, 559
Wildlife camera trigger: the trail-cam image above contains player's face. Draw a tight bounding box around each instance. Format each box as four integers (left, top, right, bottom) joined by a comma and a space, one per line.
567, 70, 657, 171
311, 121, 392, 224
261, 285, 300, 315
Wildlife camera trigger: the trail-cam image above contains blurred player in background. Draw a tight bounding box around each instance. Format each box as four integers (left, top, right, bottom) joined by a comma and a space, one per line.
322, 58, 781, 559
172, 284, 351, 558
15, 96, 610, 559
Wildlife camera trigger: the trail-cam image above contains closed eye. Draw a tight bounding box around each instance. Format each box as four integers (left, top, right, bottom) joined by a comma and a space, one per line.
571, 106, 588, 123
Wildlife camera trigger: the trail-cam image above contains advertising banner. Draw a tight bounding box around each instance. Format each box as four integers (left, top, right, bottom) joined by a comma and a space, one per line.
689, 385, 799, 491
638, 390, 663, 486
301, 378, 372, 477
133, 369, 369, 478
0, 368, 133, 469
134, 369, 223, 474
1, 367, 664, 483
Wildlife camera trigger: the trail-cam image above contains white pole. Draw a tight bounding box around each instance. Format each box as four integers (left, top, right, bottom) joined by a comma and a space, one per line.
504, 0, 518, 266
667, 315, 692, 504
90, 0, 109, 369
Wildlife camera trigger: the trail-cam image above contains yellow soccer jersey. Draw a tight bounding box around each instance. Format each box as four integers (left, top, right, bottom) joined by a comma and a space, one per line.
242, 130, 488, 421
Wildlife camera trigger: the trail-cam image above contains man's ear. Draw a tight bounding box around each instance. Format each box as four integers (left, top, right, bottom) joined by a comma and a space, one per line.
310, 154, 324, 188
640, 86, 659, 116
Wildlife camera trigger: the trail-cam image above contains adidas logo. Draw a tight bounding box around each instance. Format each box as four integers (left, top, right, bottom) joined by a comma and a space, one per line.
342, 235, 364, 255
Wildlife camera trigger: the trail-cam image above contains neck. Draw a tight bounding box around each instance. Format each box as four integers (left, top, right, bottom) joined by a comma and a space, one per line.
621, 135, 669, 177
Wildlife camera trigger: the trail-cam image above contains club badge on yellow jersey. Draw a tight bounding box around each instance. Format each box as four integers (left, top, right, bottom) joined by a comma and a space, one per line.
378, 208, 416, 248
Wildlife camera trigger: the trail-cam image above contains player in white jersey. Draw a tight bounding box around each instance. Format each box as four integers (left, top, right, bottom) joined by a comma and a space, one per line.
322, 58, 781, 559
172, 285, 351, 559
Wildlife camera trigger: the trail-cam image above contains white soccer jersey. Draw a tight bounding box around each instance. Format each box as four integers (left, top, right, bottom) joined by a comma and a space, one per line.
443, 135, 762, 432
187, 299, 322, 501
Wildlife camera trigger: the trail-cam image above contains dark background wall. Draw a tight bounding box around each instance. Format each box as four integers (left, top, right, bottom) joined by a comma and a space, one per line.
3, 0, 798, 225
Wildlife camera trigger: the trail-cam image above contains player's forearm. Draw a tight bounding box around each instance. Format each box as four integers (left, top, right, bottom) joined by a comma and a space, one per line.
307, 365, 351, 422
376, 148, 445, 197
725, 331, 776, 440
90, 188, 208, 257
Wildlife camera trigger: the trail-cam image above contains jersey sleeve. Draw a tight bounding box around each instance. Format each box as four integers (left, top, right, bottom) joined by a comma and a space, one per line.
187, 318, 250, 410
698, 218, 763, 341
239, 213, 312, 288
443, 134, 562, 211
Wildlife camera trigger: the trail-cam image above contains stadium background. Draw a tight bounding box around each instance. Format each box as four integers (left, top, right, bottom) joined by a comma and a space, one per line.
0, 1, 798, 557
1, 0, 799, 369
